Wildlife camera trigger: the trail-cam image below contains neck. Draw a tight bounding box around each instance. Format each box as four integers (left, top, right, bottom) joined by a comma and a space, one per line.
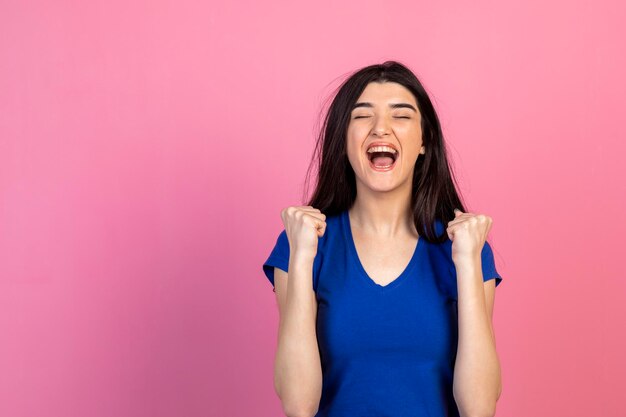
349, 178, 417, 238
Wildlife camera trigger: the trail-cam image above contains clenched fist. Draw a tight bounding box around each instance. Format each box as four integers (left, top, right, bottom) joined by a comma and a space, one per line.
446, 208, 492, 264
281, 206, 327, 259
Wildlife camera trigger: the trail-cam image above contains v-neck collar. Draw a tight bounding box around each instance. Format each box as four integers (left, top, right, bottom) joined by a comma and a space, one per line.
341, 209, 422, 292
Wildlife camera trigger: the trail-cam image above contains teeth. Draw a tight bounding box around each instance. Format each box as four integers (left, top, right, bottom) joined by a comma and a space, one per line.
367, 146, 398, 154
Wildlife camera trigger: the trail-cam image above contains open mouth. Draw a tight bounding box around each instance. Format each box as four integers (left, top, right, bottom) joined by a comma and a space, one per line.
367, 148, 398, 171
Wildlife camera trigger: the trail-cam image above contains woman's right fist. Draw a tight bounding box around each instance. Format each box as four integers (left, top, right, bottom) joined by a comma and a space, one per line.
280, 206, 327, 258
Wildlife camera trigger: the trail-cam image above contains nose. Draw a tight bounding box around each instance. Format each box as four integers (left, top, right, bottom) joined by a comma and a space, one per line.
371, 116, 391, 137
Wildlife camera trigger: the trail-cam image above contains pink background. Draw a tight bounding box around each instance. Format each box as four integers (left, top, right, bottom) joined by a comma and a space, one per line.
1, 1, 624, 416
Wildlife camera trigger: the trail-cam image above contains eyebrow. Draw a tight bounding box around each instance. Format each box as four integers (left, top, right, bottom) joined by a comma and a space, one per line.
352, 102, 418, 112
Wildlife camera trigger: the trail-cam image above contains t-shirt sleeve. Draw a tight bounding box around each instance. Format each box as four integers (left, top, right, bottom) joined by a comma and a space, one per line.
481, 240, 503, 287
262, 229, 290, 292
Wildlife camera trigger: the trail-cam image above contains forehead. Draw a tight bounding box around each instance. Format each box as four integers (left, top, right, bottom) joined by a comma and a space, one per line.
355, 81, 417, 106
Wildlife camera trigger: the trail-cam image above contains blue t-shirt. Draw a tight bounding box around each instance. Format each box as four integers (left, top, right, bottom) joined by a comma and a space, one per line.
262, 209, 503, 417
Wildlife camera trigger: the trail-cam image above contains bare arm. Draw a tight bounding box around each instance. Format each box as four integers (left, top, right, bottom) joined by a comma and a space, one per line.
452, 258, 501, 417
273, 253, 322, 417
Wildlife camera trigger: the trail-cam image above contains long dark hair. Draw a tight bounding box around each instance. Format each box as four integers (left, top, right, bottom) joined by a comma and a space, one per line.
303, 60, 467, 244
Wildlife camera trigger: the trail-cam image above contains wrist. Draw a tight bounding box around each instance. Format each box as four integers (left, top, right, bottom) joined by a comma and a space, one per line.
289, 249, 316, 265
452, 254, 481, 269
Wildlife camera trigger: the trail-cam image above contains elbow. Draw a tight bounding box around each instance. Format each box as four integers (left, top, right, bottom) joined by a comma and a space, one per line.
275, 383, 319, 417
455, 395, 497, 417
281, 396, 319, 417
455, 384, 501, 417
283, 404, 318, 417
460, 404, 497, 417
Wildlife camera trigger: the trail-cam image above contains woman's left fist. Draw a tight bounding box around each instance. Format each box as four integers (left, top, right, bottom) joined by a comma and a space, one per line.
446, 208, 493, 264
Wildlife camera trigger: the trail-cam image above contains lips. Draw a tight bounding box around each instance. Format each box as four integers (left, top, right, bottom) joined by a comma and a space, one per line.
366, 142, 399, 172
366, 142, 398, 162
366, 141, 399, 153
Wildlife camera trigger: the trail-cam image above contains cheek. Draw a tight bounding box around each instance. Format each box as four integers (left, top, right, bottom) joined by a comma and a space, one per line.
400, 127, 423, 153
400, 145, 422, 163
397, 123, 421, 138
345, 128, 362, 158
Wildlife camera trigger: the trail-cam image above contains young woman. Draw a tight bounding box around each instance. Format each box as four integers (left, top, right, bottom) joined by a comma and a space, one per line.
262, 61, 504, 417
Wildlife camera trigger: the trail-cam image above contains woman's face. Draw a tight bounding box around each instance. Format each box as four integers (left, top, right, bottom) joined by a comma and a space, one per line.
346, 81, 425, 192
